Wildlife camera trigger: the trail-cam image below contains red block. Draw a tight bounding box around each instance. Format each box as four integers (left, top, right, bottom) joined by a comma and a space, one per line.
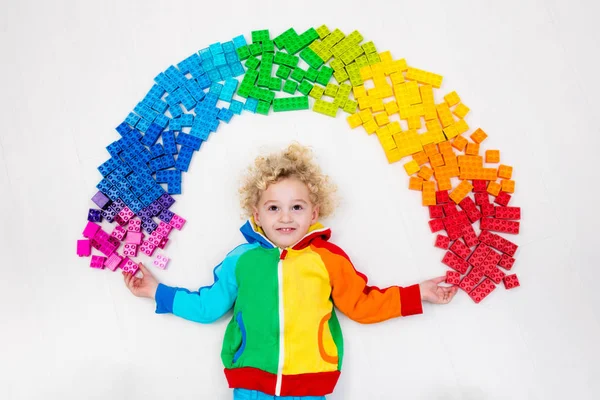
468, 243, 492, 268
459, 196, 478, 212
462, 224, 480, 248
481, 218, 520, 234
499, 254, 516, 270
503, 274, 520, 290
436, 190, 450, 204
474, 192, 490, 205
442, 251, 470, 274
485, 266, 506, 284
479, 231, 518, 256
468, 278, 496, 303
481, 250, 502, 272
480, 202, 496, 217
494, 191, 512, 206
435, 235, 450, 249
495, 206, 521, 220
429, 219, 445, 233
473, 180, 487, 192
447, 226, 464, 241
450, 240, 471, 259
429, 205, 445, 219
446, 270, 461, 285
443, 203, 459, 216
459, 268, 484, 292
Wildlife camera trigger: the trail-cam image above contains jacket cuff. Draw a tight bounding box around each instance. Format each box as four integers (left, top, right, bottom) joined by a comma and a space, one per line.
155, 283, 177, 314
399, 284, 423, 316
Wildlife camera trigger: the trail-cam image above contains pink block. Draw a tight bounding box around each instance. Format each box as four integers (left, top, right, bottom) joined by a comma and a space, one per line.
111, 225, 127, 241
117, 207, 134, 225
126, 231, 143, 245
128, 219, 142, 232
82, 221, 101, 239
153, 254, 170, 270
123, 243, 138, 257
158, 237, 169, 249
104, 253, 123, 271
90, 255, 106, 269
157, 221, 173, 236
99, 241, 117, 256
77, 239, 91, 257
93, 229, 110, 243
148, 231, 162, 246
120, 257, 139, 275
140, 240, 156, 256
169, 214, 186, 230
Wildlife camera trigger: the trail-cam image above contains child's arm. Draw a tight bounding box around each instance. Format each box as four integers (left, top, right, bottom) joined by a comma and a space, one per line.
123, 247, 243, 324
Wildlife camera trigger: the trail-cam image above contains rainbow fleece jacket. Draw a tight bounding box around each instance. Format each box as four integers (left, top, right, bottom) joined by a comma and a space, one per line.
154, 220, 423, 396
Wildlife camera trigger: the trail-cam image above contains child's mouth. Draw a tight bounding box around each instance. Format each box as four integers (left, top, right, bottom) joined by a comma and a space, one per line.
277, 228, 295, 233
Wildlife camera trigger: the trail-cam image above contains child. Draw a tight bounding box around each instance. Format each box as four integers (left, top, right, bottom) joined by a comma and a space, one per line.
123, 143, 458, 399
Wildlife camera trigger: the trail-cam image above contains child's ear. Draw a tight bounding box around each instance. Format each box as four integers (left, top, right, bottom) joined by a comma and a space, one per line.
252, 206, 261, 227
311, 205, 320, 224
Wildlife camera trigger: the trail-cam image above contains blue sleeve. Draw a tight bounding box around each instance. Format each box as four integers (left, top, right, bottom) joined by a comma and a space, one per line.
154, 244, 254, 323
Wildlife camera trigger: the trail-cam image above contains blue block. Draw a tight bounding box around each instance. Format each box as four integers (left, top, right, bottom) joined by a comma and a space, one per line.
165, 65, 187, 88
207, 69, 221, 82
136, 118, 151, 133
203, 92, 220, 108
149, 143, 165, 159
180, 114, 194, 127
125, 112, 140, 127
244, 98, 258, 113
148, 84, 166, 100
106, 186, 120, 202
229, 100, 243, 115
217, 108, 234, 123
225, 51, 238, 64
210, 82, 223, 96
106, 141, 122, 157
179, 88, 197, 111
154, 72, 177, 92
189, 63, 205, 80
170, 118, 182, 131
209, 42, 223, 55
96, 178, 112, 192
116, 122, 132, 136
222, 41, 235, 53
232, 34, 247, 48
213, 53, 227, 67
154, 114, 170, 128
141, 123, 163, 146
219, 90, 233, 102
230, 62, 245, 77
152, 100, 168, 114
98, 158, 118, 176
185, 80, 206, 102
138, 148, 153, 163
168, 104, 183, 119
218, 65, 233, 79
149, 153, 176, 171
162, 131, 178, 154
176, 132, 202, 150
201, 58, 215, 71
199, 48, 212, 61
196, 74, 212, 90
175, 145, 194, 172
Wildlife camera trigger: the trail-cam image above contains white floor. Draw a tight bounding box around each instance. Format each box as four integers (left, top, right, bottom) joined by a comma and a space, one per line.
1, 0, 599, 399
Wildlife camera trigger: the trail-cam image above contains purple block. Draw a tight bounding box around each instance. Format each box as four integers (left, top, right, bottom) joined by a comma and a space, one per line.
88, 208, 102, 222
77, 239, 91, 257
91, 191, 111, 210
158, 193, 175, 209
126, 231, 143, 245
149, 202, 163, 216
158, 209, 174, 223
141, 217, 158, 234
90, 255, 106, 269
82, 221, 101, 238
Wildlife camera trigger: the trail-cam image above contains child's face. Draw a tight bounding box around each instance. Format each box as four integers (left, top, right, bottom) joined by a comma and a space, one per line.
253, 177, 320, 249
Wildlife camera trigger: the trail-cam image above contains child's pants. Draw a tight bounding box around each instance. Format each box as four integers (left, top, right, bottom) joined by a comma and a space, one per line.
233, 388, 326, 400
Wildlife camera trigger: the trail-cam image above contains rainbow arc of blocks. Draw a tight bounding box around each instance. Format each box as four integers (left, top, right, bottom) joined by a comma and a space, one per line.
76, 25, 521, 303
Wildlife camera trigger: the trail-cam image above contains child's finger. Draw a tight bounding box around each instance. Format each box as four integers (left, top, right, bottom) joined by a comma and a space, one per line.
432, 276, 447, 284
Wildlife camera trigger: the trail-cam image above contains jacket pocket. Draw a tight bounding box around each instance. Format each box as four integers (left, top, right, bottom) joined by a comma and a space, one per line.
232, 311, 247, 363
317, 312, 339, 365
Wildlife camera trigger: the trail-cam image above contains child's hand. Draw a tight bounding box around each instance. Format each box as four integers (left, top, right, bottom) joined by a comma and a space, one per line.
419, 276, 458, 304
122, 263, 159, 299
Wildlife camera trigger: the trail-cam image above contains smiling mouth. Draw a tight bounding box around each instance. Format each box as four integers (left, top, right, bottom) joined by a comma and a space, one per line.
277, 228, 296, 233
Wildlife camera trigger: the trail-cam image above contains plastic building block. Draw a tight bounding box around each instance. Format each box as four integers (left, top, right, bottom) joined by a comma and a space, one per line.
465, 142, 480, 155
91, 191, 111, 210
405, 67, 443, 88
429, 218, 445, 233
111, 225, 126, 241
449, 181, 473, 204
422, 181, 436, 206
468, 278, 496, 303
409, 176, 423, 191
478, 231, 518, 257
123, 243, 138, 257
470, 128, 488, 144
468, 243, 492, 268
435, 235, 450, 249
169, 214, 186, 230
88, 209, 102, 223
117, 207, 134, 226
153, 254, 170, 270
273, 96, 309, 112
436, 190, 450, 204
503, 274, 520, 289
444, 91, 460, 107
83, 221, 100, 239
499, 254, 515, 270
126, 231, 143, 245
459, 268, 483, 292
120, 258, 139, 275
445, 270, 460, 285
429, 205, 445, 219
404, 160, 420, 175
480, 217, 520, 234
442, 251, 469, 274
501, 179, 515, 193
104, 253, 123, 272
462, 224, 480, 248
494, 191, 512, 206
487, 181, 502, 196
453, 103, 470, 118
498, 165, 513, 179
128, 219, 142, 232
90, 255, 106, 269
495, 206, 521, 220
77, 240, 91, 257
485, 265, 506, 285
450, 240, 471, 260
140, 240, 157, 256
486, 150, 500, 163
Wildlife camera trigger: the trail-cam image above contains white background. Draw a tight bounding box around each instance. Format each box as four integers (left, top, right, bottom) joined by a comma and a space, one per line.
1, 0, 599, 399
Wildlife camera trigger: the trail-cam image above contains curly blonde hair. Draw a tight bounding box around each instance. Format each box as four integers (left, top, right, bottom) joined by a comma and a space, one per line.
239, 143, 338, 219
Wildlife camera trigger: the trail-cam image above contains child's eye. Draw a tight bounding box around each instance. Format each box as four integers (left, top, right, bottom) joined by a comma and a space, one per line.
268, 205, 279, 211
292, 205, 303, 211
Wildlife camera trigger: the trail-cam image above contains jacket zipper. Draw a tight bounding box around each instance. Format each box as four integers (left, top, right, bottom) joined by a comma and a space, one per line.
275, 248, 287, 396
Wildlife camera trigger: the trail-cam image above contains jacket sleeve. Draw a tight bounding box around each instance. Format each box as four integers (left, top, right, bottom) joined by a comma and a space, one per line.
154, 244, 248, 323
315, 240, 423, 324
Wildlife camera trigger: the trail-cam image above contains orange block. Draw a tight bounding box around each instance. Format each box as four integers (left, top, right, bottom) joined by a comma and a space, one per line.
452, 136, 468, 151
501, 179, 515, 193
423, 143, 439, 156
418, 166, 433, 180
436, 176, 452, 191
450, 181, 473, 204
429, 153, 444, 167
498, 165, 513, 179
422, 181, 436, 206
470, 128, 488, 144
409, 176, 423, 191
438, 141, 453, 155
412, 151, 429, 166
486, 150, 500, 163
487, 181, 501, 196
465, 142, 480, 155
458, 155, 483, 168
443, 153, 458, 167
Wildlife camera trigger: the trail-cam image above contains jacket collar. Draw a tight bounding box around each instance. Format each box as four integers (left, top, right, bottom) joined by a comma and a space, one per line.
239, 217, 331, 250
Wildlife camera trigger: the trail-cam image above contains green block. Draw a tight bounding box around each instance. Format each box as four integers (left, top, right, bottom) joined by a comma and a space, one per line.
330, 58, 345, 71
236, 45, 251, 60
315, 66, 334, 86
367, 52, 381, 65
298, 81, 314, 96
338, 83, 352, 97
273, 51, 299, 68
273, 96, 309, 112
257, 75, 271, 88
313, 99, 337, 117
249, 43, 262, 56
256, 100, 271, 115
245, 56, 261, 70
276, 65, 292, 79
274, 28, 298, 50
269, 77, 282, 91
362, 41, 377, 54
355, 55, 369, 69
299, 47, 324, 69
333, 70, 349, 84
316, 25, 330, 39
343, 99, 358, 114
252, 30, 270, 43
283, 80, 298, 94
309, 85, 325, 99
305, 67, 318, 82
290, 67, 305, 83
324, 83, 338, 97
262, 40, 275, 53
